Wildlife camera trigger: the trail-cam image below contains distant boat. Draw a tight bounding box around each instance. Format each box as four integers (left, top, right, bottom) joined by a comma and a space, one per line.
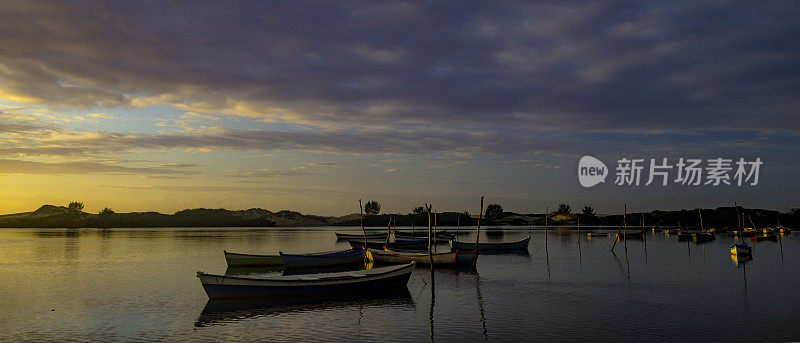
348, 239, 428, 250
335, 232, 387, 240
368, 248, 475, 266
693, 232, 715, 243
449, 236, 530, 251
197, 262, 415, 298
586, 232, 610, 237
730, 243, 752, 255
677, 232, 693, 242
224, 250, 282, 267
279, 249, 366, 268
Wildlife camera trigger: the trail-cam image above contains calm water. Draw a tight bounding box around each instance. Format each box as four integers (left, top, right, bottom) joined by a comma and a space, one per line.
1, 226, 798, 342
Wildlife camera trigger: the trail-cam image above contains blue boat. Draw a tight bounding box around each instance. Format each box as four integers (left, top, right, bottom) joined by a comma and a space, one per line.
196, 262, 415, 298
279, 249, 366, 268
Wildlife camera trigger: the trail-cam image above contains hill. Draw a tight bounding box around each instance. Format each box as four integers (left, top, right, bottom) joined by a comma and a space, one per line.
0, 204, 796, 229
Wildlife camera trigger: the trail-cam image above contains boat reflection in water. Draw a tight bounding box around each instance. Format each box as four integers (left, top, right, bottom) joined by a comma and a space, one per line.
730, 253, 753, 266
195, 289, 414, 327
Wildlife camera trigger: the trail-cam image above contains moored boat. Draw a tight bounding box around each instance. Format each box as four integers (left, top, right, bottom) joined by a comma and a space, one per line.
449, 236, 530, 251
224, 250, 282, 267
586, 232, 610, 237
693, 232, 715, 243
197, 262, 415, 298
279, 249, 366, 268
335, 232, 387, 240
368, 248, 475, 266
730, 243, 752, 255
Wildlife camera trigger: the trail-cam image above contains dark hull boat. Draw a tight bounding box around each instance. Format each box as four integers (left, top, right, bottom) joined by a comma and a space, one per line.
677, 232, 693, 242
449, 236, 530, 251
730, 243, 752, 255
197, 262, 415, 298
693, 232, 715, 243
279, 249, 366, 268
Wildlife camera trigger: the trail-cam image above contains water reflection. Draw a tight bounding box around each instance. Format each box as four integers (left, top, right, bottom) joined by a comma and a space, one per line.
195, 289, 414, 327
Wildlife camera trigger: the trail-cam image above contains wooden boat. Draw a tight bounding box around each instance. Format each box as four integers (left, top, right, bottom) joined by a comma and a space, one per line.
224, 250, 282, 267
616, 231, 644, 240
449, 236, 530, 251
279, 249, 366, 268
368, 248, 475, 266
586, 232, 610, 237
197, 262, 415, 298
335, 232, 387, 240
348, 240, 428, 250
730, 243, 752, 255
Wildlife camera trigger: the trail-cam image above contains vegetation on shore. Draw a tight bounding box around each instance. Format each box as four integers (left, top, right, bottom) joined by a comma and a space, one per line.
0, 202, 797, 229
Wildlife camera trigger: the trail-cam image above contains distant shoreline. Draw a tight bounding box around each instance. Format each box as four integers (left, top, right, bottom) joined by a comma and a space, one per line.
0, 204, 795, 229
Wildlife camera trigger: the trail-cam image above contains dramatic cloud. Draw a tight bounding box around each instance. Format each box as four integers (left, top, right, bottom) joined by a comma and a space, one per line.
0, 1, 797, 133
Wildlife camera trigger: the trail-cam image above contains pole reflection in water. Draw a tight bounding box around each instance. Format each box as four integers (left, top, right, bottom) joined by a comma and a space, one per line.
475, 270, 488, 341
429, 265, 435, 343
731, 253, 753, 305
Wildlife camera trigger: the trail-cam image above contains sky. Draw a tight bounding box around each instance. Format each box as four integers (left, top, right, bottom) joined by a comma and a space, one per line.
0, 1, 798, 216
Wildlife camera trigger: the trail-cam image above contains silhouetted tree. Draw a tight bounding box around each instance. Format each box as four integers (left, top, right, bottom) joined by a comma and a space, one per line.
581, 206, 597, 216
67, 201, 84, 213
485, 204, 503, 221
556, 203, 571, 215
364, 201, 381, 215
412, 206, 424, 214
99, 207, 115, 215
